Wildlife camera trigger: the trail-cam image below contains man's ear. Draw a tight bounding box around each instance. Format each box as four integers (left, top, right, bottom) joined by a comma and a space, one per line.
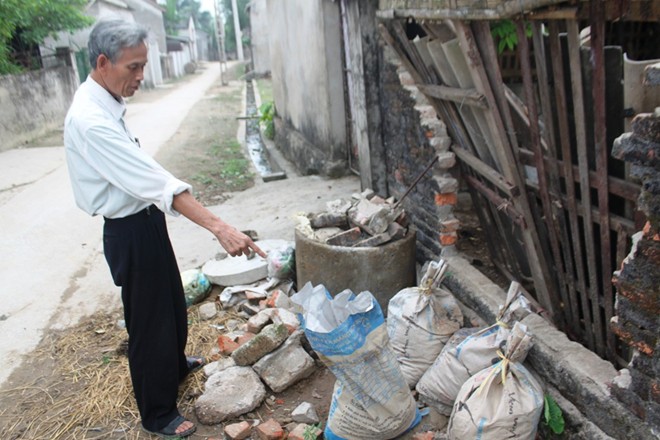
96, 54, 111, 71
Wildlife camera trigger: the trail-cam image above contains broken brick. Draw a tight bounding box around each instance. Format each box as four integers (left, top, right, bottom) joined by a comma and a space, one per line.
224, 421, 252, 440
236, 332, 256, 346
326, 227, 362, 246
217, 335, 239, 355
435, 192, 458, 206
255, 418, 284, 440
439, 232, 458, 246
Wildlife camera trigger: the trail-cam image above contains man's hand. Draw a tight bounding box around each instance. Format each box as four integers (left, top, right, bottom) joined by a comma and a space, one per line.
212, 223, 266, 258
172, 191, 266, 258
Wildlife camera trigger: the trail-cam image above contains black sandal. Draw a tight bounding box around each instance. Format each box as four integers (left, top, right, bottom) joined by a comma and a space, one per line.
142, 415, 196, 438
186, 355, 205, 374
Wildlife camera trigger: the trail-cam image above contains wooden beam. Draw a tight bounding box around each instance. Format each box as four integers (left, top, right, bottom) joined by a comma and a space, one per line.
417, 84, 489, 109
452, 145, 518, 197
567, 18, 605, 357
464, 175, 526, 228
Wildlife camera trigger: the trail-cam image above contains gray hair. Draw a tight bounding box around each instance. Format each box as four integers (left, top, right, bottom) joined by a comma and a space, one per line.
88, 19, 148, 69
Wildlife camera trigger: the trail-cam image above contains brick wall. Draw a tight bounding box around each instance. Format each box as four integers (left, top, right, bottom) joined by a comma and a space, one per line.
610, 102, 660, 433
379, 46, 458, 263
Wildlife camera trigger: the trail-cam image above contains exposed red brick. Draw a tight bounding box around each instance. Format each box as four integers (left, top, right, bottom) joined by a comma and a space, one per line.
651, 380, 660, 404
611, 322, 654, 356
266, 290, 281, 308
613, 282, 660, 315
236, 332, 256, 346
255, 418, 284, 440
224, 421, 252, 440
439, 232, 458, 246
434, 193, 457, 206
412, 432, 435, 440
217, 335, 239, 355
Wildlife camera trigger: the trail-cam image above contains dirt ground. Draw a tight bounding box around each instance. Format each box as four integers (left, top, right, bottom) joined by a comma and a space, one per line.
0, 64, 505, 440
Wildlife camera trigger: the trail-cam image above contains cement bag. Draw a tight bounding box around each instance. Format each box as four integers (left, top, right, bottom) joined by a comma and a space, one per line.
447, 322, 543, 440
181, 269, 212, 307
387, 259, 463, 388
416, 282, 531, 415
291, 282, 421, 440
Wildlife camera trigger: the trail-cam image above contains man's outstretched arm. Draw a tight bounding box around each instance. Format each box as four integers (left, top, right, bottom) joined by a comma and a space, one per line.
172, 190, 266, 258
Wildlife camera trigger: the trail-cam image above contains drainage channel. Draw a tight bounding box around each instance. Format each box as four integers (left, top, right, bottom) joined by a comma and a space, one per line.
244, 80, 286, 182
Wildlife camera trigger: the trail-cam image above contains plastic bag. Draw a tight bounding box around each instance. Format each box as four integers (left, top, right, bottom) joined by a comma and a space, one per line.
267, 244, 295, 280
447, 322, 544, 439
181, 269, 212, 307
387, 259, 463, 388
291, 282, 421, 440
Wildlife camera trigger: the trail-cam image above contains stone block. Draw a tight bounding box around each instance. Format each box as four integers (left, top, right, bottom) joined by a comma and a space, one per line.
224, 421, 252, 440
612, 132, 660, 169
632, 112, 660, 143
198, 302, 217, 320
247, 309, 273, 334
308, 212, 348, 229
326, 227, 362, 246
433, 175, 459, 194
255, 418, 284, 440
430, 136, 452, 152
436, 151, 456, 169
203, 357, 236, 378
195, 366, 266, 424
231, 323, 289, 366
291, 401, 320, 424
252, 331, 315, 392
353, 231, 392, 247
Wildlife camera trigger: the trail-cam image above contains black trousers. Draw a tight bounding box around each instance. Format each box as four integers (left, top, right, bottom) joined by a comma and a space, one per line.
103, 206, 188, 431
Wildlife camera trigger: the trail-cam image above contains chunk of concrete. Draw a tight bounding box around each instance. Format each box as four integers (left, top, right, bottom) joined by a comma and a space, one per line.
195, 366, 266, 424
252, 331, 316, 392
231, 323, 289, 366
198, 302, 217, 320
247, 309, 274, 334
288, 423, 322, 440
291, 401, 320, 424
203, 357, 236, 378
203, 239, 289, 286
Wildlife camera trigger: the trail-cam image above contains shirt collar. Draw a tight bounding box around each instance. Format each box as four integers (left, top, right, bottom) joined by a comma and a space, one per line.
86, 76, 126, 120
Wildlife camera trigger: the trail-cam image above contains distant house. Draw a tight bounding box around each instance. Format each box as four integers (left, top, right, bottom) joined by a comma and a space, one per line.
40, 0, 168, 88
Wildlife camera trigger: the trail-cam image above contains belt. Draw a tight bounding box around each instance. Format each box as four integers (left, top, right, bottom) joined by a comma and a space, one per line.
104, 205, 158, 223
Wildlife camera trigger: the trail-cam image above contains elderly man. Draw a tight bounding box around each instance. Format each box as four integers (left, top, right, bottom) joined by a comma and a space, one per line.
64, 19, 264, 438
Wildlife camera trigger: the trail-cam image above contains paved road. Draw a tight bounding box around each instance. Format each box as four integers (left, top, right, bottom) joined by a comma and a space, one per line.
0, 64, 222, 387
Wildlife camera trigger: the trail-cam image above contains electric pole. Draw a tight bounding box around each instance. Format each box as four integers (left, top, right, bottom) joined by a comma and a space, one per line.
230, 0, 244, 61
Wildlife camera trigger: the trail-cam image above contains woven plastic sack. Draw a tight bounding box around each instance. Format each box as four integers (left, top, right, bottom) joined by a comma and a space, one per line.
387, 259, 463, 388
447, 322, 543, 439
416, 282, 531, 414
181, 269, 212, 307
291, 282, 421, 440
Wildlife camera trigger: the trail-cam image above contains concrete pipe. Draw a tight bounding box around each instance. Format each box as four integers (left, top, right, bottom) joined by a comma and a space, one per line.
294, 228, 417, 315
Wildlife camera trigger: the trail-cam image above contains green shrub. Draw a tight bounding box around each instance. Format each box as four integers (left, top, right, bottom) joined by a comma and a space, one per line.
259, 101, 275, 140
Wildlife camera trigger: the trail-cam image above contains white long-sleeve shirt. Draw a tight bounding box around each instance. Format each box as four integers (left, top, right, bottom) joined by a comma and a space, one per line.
64, 77, 191, 219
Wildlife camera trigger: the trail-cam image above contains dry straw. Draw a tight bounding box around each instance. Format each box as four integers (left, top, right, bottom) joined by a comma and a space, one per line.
0, 303, 239, 439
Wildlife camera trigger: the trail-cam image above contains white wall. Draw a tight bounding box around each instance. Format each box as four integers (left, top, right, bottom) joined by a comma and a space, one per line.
250, 0, 271, 74
265, 0, 347, 175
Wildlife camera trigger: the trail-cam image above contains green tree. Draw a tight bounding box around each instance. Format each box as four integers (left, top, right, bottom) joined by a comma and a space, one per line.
164, 0, 218, 54
0, 0, 92, 74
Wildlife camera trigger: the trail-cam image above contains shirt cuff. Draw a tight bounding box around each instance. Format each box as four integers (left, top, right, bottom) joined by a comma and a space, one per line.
160, 178, 193, 216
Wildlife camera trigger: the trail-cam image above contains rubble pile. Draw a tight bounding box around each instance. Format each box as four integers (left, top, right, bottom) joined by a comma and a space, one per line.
181, 209, 550, 439
297, 189, 410, 248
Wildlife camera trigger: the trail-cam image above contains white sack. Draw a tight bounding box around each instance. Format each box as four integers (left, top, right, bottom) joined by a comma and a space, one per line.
386, 259, 463, 388
416, 282, 531, 414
